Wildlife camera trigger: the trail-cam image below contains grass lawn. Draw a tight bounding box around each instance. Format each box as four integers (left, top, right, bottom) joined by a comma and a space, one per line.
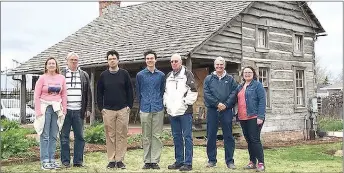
318, 117, 343, 131
2, 142, 342, 172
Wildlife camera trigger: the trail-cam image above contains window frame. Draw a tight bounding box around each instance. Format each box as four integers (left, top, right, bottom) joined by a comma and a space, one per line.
293, 66, 307, 112
256, 62, 272, 111
255, 25, 269, 53
293, 32, 304, 57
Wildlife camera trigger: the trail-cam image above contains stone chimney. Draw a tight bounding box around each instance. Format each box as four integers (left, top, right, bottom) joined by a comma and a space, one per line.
99, 1, 120, 16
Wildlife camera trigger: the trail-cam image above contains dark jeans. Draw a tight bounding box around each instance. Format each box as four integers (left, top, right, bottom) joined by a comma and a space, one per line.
240, 118, 264, 164
169, 113, 193, 166
60, 109, 85, 165
206, 108, 235, 165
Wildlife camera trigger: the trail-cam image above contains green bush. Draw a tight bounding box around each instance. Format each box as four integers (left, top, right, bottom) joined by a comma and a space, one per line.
1, 128, 38, 159
160, 130, 173, 141
84, 123, 105, 145
84, 123, 173, 145
127, 130, 173, 144
128, 134, 142, 144
24, 127, 37, 134
1, 119, 20, 131
90, 120, 103, 127
318, 117, 343, 131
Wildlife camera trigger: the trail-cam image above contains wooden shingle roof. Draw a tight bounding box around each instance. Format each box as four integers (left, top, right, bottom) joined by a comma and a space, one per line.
10, 1, 252, 74
10, 1, 325, 74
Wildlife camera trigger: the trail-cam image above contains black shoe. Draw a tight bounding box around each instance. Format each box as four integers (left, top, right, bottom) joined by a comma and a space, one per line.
116, 161, 126, 169
179, 165, 192, 171
62, 163, 70, 168
151, 163, 160, 169
107, 162, 116, 169
73, 163, 84, 167
168, 162, 183, 169
142, 163, 151, 169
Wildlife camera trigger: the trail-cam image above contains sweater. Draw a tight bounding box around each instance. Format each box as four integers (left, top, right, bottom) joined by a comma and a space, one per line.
97, 69, 134, 111
34, 74, 67, 116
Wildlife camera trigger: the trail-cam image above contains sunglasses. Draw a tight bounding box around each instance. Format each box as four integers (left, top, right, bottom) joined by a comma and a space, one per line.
170, 60, 179, 63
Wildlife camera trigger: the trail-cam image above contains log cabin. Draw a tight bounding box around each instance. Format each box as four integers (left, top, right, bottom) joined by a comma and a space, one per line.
9, 1, 326, 139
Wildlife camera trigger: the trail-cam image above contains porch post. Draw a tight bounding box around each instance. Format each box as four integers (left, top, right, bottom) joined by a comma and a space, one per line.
90, 68, 95, 125
20, 74, 26, 124
186, 56, 192, 71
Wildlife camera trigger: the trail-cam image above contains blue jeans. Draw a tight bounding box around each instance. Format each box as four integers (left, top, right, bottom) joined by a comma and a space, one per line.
60, 109, 85, 165
206, 108, 235, 165
169, 113, 193, 166
40, 105, 58, 163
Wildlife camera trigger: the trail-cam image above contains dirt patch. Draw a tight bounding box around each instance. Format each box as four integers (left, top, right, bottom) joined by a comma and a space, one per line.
323, 149, 337, 155
2, 137, 342, 166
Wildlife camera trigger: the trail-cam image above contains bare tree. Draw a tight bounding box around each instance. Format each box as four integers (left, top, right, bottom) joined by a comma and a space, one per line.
315, 56, 332, 84
333, 68, 343, 83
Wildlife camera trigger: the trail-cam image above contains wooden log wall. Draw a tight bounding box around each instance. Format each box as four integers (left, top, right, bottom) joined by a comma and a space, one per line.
240, 1, 318, 132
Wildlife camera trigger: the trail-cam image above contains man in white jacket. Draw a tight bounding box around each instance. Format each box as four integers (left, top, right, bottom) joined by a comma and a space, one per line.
164, 53, 198, 171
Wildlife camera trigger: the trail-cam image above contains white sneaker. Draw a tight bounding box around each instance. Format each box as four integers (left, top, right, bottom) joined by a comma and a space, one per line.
51, 162, 62, 169
41, 163, 54, 170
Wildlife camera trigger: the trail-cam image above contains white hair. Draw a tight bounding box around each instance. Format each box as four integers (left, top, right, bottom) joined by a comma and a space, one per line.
171, 53, 182, 61
214, 56, 226, 67
66, 52, 80, 60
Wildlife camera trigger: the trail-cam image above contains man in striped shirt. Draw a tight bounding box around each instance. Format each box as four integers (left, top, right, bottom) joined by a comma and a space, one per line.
60, 52, 92, 168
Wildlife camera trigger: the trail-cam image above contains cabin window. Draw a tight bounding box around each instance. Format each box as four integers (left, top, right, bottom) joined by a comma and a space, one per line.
257, 28, 268, 48
295, 70, 305, 106
293, 33, 304, 57
294, 34, 303, 52
258, 67, 270, 107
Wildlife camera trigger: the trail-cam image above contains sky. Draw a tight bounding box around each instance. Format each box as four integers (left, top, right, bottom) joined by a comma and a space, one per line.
1, 2, 343, 81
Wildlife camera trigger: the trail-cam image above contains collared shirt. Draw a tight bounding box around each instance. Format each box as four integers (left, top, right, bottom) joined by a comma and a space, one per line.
213, 71, 227, 80
136, 68, 165, 113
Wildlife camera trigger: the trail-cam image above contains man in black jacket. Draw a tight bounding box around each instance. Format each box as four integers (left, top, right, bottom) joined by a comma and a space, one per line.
97, 50, 134, 169
60, 52, 92, 168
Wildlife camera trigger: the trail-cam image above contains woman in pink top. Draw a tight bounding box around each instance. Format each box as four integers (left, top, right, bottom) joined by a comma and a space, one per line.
34, 57, 67, 170
235, 66, 266, 172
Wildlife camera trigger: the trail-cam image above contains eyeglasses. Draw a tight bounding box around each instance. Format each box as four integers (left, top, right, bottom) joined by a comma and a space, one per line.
170, 60, 179, 63
69, 59, 78, 62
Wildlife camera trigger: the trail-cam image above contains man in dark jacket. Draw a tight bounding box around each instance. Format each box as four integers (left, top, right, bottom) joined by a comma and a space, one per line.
60, 52, 92, 168
203, 57, 238, 169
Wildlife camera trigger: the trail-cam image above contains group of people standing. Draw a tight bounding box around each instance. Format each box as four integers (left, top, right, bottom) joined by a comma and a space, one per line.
33, 49, 266, 172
